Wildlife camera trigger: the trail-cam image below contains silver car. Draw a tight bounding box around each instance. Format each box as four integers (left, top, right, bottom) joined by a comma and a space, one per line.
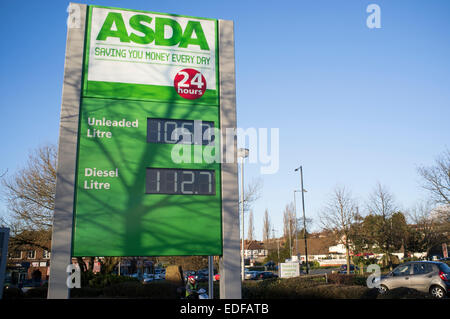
378, 261, 450, 298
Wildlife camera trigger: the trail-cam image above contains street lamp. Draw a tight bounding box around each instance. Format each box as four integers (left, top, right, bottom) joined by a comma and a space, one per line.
294, 166, 309, 274
238, 148, 249, 281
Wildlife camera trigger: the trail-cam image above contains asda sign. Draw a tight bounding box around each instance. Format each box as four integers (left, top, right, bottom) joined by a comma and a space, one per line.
71, 5, 222, 257
84, 6, 217, 103
96, 12, 210, 50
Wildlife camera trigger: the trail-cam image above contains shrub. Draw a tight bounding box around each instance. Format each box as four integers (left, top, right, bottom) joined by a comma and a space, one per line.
377, 287, 431, 299
23, 287, 47, 299
70, 287, 102, 298
379, 254, 400, 268
242, 277, 376, 299
2, 287, 23, 299
102, 281, 179, 299
401, 257, 421, 263
86, 273, 139, 289
327, 273, 368, 286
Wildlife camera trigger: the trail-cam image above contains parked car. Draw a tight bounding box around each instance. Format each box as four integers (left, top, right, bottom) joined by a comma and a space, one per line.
194, 272, 208, 282
143, 274, 154, 283
183, 270, 196, 279
19, 279, 47, 293
338, 264, 360, 274
264, 261, 276, 269
154, 268, 165, 280
244, 270, 260, 280
258, 271, 278, 280
377, 261, 450, 299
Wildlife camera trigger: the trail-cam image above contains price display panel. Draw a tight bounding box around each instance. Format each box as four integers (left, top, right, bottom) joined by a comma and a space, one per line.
146, 168, 215, 195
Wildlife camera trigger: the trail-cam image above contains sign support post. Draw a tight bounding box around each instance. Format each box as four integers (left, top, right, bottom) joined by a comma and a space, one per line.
218, 19, 241, 299
0, 228, 10, 300
47, 3, 87, 299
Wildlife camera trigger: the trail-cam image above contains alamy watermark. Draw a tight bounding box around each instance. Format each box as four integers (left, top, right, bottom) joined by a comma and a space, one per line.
66, 264, 81, 288
156, 120, 280, 174
366, 264, 381, 289
366, 4, 381, 29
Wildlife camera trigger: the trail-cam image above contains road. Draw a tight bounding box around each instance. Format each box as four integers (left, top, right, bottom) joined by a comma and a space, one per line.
302, 268, 338, 275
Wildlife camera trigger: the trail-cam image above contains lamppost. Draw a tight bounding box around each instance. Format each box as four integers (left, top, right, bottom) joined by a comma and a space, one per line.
294, 166, 309, 274
238, 148, 249, 281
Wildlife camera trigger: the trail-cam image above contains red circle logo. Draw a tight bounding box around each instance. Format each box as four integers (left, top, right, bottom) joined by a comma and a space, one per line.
174, 69, 207, 100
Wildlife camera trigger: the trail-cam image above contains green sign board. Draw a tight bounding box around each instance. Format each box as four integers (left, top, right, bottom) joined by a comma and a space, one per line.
72, 5, 222, 256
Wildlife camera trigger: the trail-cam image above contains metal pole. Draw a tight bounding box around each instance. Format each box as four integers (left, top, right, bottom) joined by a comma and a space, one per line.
300, 166, 309, 274
48, 3, 87, 299
208, 256, 214, 299
0, 228, 10, 300
218, 19, 241, 299
240, 157, 245, 281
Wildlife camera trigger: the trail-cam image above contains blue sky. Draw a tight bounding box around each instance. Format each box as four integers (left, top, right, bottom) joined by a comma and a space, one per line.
1, 0, 449, 241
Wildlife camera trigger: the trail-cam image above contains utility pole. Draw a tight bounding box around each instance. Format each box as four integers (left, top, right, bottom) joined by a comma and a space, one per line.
295, 166, 309, 274
300, 166, 309, 274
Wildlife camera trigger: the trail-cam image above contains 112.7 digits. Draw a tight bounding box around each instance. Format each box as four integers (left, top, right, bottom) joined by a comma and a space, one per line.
145, 168, 215, 195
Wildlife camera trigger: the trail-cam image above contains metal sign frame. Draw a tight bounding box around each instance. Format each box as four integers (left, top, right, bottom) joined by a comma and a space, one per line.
0, 228, 10, 299
48, 3, 240, 299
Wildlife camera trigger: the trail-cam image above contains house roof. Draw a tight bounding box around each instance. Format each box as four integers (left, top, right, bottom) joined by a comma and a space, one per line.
294, 236, 336, 255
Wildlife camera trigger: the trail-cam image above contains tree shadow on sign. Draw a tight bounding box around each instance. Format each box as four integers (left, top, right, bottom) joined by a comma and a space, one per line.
73, 60, 225, 258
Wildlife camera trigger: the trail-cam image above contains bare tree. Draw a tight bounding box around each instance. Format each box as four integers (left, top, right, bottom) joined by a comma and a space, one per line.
366, 182, 398, 270
247, 210, 255, 242
283, 202, 296, 256
1, 144, 56, 249
367, 183, 397, 220
418, 148, 450, 205
239, 178, 262, 253
320, 186, 358, 274
262, 209, 271, 245
408, 201, 448, 257
242, 177, 263, 213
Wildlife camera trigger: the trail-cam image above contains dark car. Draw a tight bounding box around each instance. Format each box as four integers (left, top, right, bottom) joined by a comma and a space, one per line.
338, 264, 360, 274
258, 271, 278, 280
183, 270, 196, 280
194, 272, 208, 282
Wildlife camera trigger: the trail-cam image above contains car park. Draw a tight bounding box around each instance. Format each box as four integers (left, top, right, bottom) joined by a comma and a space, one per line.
338, 264, 360, 274
258, 271, 278, 280
244, 270, 260, 280
183, 270, 196, 280
377, 261, 449, 299
264, 261, 276, 270
143, 274, 154, 283
195, 273, 208, 282
154, 268, 165, 280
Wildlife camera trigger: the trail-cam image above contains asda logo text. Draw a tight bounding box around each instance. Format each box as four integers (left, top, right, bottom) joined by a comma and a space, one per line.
96, 12, 210, 50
